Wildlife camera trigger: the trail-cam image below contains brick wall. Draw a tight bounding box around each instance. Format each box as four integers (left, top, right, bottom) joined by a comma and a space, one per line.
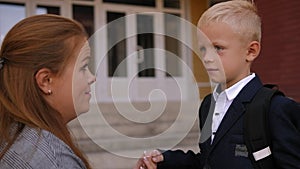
253, 0, 300, 101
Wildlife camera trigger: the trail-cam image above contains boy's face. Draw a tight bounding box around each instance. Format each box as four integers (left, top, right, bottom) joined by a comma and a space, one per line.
198, 22, 251, 89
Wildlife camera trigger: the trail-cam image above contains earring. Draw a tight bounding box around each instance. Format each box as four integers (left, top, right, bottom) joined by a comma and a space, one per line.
48, 89, 52, 95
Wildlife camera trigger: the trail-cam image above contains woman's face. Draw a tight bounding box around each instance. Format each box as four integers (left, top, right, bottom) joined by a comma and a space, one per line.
50, 37, 96, 123
72, 40, 96, 117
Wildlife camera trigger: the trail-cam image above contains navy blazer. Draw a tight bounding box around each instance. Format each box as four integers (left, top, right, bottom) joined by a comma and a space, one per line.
158, 76, 300, 169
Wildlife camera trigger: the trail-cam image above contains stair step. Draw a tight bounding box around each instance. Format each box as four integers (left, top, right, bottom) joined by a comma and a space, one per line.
68, 101, 201, 168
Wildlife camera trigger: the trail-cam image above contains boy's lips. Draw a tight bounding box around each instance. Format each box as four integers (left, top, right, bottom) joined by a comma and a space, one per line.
206, 68, 219, 72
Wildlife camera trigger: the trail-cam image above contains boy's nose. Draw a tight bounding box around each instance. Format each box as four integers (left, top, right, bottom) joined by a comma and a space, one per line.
202, 50, 215, 63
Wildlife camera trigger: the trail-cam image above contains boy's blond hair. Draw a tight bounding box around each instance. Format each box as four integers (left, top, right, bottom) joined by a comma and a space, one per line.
198, 0, 261, 44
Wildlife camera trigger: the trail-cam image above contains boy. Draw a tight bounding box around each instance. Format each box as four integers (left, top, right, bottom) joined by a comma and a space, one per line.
135, 0, 300, 169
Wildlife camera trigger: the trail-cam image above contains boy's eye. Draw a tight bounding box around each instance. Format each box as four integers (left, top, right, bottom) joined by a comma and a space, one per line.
214, 45, 223, 52
200, 46, 206, 52
199, 46, 206, 56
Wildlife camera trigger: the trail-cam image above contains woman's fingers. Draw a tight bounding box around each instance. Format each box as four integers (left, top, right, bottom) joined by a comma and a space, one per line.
133, 157, 146, 169
135, 150, 163, 169
150, 150, 164, 163
143, 156, 157, 169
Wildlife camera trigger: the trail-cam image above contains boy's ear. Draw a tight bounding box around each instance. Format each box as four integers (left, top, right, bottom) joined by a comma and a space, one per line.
35, 68, 53, 95
246, 41, 260, 62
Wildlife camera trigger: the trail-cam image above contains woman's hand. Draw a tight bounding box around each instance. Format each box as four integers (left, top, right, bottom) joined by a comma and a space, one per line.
148, 150, 164, 163
133, 150, 164, 169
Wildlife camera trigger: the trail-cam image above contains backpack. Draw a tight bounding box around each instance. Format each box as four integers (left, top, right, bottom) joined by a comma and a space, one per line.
243, 84, 285, 169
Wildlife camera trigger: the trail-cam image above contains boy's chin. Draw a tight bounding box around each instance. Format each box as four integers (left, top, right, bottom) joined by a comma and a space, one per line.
209, 77, 226, 84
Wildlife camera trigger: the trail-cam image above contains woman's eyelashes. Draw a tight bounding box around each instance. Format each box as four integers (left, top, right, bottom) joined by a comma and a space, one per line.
80, 64, 89, 71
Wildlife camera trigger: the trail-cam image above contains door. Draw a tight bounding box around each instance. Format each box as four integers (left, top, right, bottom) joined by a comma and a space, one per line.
95, 6, 193, 102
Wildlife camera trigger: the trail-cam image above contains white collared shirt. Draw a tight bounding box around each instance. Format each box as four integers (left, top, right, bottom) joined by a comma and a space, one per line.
211, 73, 256, 142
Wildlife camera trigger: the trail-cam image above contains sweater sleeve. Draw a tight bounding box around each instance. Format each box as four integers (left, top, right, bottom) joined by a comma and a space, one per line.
0, 127, 87, 169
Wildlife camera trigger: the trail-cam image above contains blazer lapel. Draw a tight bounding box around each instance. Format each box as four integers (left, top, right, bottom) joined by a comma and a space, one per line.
200, 95, 215, 144
210, 100, 245, 147
209, 75, 263, 148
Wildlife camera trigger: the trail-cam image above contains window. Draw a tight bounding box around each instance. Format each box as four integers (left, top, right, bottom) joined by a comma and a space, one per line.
36, 5, 60, 15
137, 14, 155, 77
73, 5, 94, 36
164, 0, 180, 9
103, 0, 155, 7
107, 12, 127, 77
165, 14, 182, 77
0, 3, 25, 42
73, 5, 95, 72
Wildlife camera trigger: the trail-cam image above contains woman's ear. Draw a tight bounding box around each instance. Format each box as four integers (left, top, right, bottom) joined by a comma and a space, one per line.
35, 68, 53, 95
246, 41, 261, 62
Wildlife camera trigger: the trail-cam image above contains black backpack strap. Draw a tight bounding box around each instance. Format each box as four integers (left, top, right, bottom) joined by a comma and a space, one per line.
243, 86, 282, 169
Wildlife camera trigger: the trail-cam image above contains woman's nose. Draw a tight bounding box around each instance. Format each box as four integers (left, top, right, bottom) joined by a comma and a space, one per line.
88, 71, 96, 85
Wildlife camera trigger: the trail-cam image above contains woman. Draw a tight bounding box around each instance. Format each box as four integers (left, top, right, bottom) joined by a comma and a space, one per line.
0, 14, 96, 168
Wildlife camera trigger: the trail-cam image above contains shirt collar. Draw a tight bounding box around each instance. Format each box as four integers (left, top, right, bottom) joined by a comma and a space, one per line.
213, 73, 256, 101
